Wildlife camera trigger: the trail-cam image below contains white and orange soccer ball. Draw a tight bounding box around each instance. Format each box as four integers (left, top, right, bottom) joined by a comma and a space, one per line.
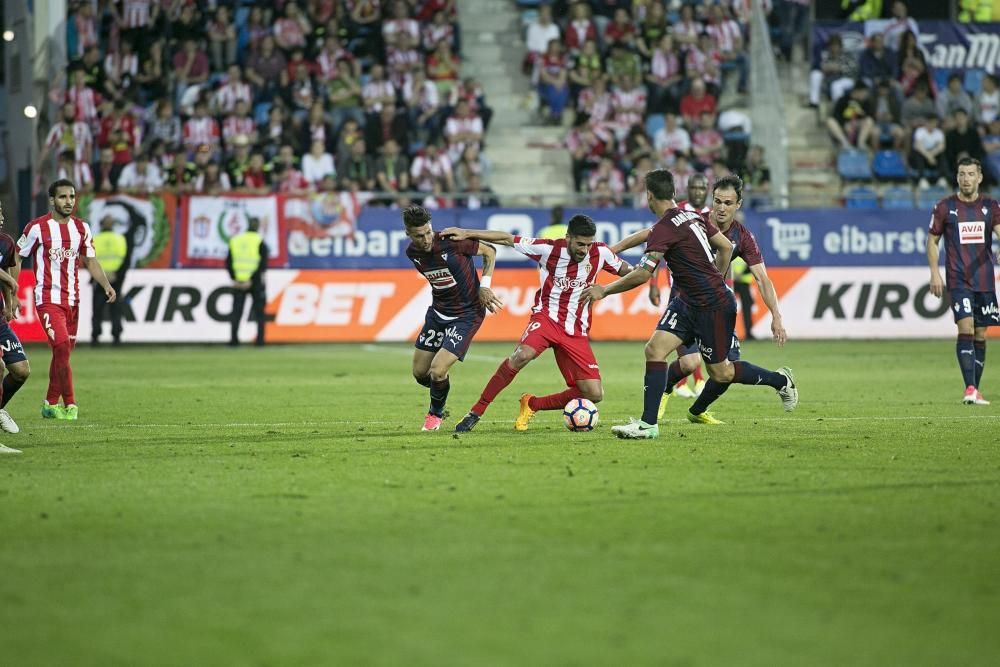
563, 398, 599, 432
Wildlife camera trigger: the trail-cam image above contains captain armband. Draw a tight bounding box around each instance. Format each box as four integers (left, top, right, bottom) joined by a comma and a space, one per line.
638, 253, 659, 272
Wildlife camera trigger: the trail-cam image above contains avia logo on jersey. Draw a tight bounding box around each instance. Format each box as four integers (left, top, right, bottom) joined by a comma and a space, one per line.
553, 276, 591, 291
48, 247, 79, 261
959, 221, 986, 244
423, 268, 457, 290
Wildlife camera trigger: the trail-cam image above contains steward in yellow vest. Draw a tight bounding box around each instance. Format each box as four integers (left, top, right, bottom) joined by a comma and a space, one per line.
225, 217, 270, 346
92, 215, 132, 346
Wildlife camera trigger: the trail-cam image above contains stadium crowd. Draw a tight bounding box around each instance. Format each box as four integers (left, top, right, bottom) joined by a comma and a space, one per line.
47, 0, 496, 209
521, 0, 783, 208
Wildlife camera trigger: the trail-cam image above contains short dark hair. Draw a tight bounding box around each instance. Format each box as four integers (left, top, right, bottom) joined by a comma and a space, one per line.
567, 213, 596, 237
712, 174, 744, 202
957, 156, 983, 173
402, 205, 431, 229
247, 217, 260, 231
48, 178, 76, 198
644, 169, 676, 202
688, 173, 708, 186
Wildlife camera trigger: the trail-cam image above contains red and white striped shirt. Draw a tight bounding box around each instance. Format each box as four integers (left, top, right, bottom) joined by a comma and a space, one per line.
66, 85, 101, 127
387, 47, 421, 88
183, 116, 221, 150
679, 200, 711, 216
651, 49, 681, 81
45, 121, 94, 163
383, 18, 420, 43
17, 214, 96, 307
222, 115, 256, 145
214, 81, 253, 114
104, 51, 139, 82
74, 13, 98, 56
57, 161, 94, 192
120, 0, 153, 28
317, 47, 354, 81
612, 86, 647, 128
578, 88, 613, 124
705, 19, 742, 54
422, 23, 454, 51
513, 237, 624, 336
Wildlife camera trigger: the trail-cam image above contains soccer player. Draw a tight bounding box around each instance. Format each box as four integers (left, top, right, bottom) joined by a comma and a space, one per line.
613, 175, 788, 423
441, 214, 632, 433
15, 179, 116, 420
582, 169, 797, 439
404, 205, 503, 432
0, 201, 31, 452
927, 157, 1000, 404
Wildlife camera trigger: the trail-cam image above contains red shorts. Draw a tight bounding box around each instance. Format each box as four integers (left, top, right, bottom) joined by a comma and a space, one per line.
519, 313, 601, 386
38, 303, 80, 348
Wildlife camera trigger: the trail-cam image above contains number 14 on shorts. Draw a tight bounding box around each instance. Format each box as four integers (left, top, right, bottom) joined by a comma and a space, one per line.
660, 310, 678, 329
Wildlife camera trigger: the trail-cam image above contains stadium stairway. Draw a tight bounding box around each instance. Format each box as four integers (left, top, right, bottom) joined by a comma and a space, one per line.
458, 0, 573, 201
782, 57, 843, 207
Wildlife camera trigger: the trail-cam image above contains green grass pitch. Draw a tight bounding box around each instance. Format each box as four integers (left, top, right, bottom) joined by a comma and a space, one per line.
1, 340, 998, 666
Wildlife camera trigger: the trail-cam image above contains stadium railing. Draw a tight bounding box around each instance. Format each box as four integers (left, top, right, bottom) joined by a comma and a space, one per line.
748, 0, 789, 209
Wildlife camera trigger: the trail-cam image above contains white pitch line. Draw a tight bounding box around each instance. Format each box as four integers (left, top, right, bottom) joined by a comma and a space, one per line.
22, 414, 1000, 430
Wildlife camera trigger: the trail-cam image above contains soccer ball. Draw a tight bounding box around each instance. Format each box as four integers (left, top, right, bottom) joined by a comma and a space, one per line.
563, 398, 599, 432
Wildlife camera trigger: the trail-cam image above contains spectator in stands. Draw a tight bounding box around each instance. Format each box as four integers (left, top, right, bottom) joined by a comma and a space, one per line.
118, 152, 164, 194
982, 118, 1000, 182
577, 74, 613, 130
901, 81, 937, 129
426, 40, 461, 97
604, 8, 637, 52
375, 139, 411, 200
76, 45, 115, 99
706, 4, 747, 94
871, 79, 905, 150
778, 0, 811, 61
897, 32, 932, 97
145, 99, 181, 150
611, 73, 647, 135
403, 65, 443, 143
537, 39, 571, 125
327, 58, 365, 132
94, 146, 121, 193
57, 150, 94, 194
672, 3, 702, 47
450, 77, 493, 132
410, 141, 455, 193
336, 118, 365, 171
169, 3, 204, 47
173, 38, 211, 110
623, 124, 655, 170
691, 112, 724, 171
299, 102, 336, 154
826, 83, 875, 150
628, 155, 653, 209
566, 120, 610, 191
883, 1, 919, 52
222, 100, 258, 152
741, 144, 771, 207
207, 5, 238, 71
225, 136, 254, 188
67, 66, 102, 132
388, 33, 423, 90
672, 154, 695, 200
976, 74, 1000, 127
383, 0, 420, 49
134, 40, 166, 105
444, 99, 484, 162
246, 36, 288, 103
454, 143, 492, 191
422, 10, 456, 55
587, 157, 625, 204
459, 173, 500, 210
563, 2, 598, 56
41, 102, 92, 172
341, 139, 377, 190
98, 99, 140, 167
654, 112, 691, 167
104, 39, 139, 100
945, 109, 986, 177
936, 73, 975, 122
214, 65, 254, 116
236, 151, 273, 194
591, 180, 617, 208
525, 3, 561, 75
605, 42, 642, 88
67, 1, 98, 59
282, 60, 320, 122
317, 36, 357, 82
367, 105, 411, 156
646, 34, 683, 115
808, 34, 858, 108
273, 144, 310, 194
635, 2, 668, 62
260, 104, 298, 158
859, 32, 897, 88
183, 100, 221, 156
680, 78, 718, 129
274, 2, 311, 53
239, 7, 271, 59
909, 114, 946, 189
687, 32, 723, 97
302, 139, 337, 187
194, 161, 232, 194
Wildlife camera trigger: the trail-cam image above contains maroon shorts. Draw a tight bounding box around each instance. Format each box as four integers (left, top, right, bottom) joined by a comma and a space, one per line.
38, 303, 80, 348
519, 313, 601, 386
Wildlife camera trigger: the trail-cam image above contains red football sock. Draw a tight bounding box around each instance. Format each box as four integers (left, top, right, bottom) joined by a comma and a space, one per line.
529, 387, 583, 411
692, 365, 705, 382
49, 342, 75, 406
472, 360, 519, 416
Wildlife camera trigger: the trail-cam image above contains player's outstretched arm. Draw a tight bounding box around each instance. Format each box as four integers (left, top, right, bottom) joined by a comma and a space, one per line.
708, 232, 734, 275
476, 243, 504, 313
926, 233, 944, 298
83, 256, 117, 303
582, 251, 661, 303
440, 227, 515, 247
748, 262, 786, 346
610, 227, 651, 254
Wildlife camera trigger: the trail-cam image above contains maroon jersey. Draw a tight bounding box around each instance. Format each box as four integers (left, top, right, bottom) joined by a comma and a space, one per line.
644, 207, 730, 310
723, 220, 764, 267
929, 195, 1000, 291
0, 232, 16, 324
406, 233, 484, 318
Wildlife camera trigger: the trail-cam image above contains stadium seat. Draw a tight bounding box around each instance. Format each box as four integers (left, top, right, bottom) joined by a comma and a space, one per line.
882, 186, 915, 209
845, 186, 879, 209
837, 148, 872, 181
932, 68, 953, 93
253, 102, 272, 127
964, 68, 986, 95
917, 185, 950, 209
872, 150, 909, 181
645, 114, 664, 140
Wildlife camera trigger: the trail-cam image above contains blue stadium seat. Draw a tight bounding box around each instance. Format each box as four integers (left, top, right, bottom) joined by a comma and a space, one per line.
846, 186, 879, 209
882, 186, 915, 209
872, 150, 909, 181
932, 68, 953, 93
253, 102, 272, 127
837, 148, 872, 181
645, 114, 665, 139
917, 185, 950, 209
964, 68, 986, 95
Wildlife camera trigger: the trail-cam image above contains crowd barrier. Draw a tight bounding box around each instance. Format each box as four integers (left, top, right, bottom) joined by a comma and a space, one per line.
8, 196, 998, 342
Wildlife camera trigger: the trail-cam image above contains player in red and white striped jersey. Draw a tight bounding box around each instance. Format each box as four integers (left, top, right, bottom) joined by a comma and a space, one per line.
15, 179, 116, 420
442, 215, 633, 432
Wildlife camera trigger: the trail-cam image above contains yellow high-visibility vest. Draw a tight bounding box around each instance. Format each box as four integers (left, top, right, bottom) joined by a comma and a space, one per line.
843, 0, 882, 20
94, 231, 127, 272
229, 231, 262, 282
537, 224, 568, 240
732, 256, 754, 284
958, 0, 993, 21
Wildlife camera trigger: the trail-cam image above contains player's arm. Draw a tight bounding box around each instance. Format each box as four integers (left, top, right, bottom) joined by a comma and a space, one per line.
927, 232, 944, 298
581, 250, 662, 303
476, 242, 504, 313
709, 231, 734, 275
0, 269, 17, 321
747, 262, 786, 346
83, 256, 117, 303
610, 227, 651, 254
440, 227, 515, 247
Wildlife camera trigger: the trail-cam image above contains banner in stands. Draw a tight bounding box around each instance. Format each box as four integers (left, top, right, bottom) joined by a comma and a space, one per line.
177, 195, 287, 268
69, 267, 1000, 343
77, 193, 176, 268
812, 21, 1000, 74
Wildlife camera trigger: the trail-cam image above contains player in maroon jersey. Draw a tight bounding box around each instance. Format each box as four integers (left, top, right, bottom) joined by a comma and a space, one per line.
16, 179, 116, 421
441, 215, 632, 433
0, 202, 31, 453
612, 175, 789, 423
927, 157, 1000, 405
583, 169, 797, 439
404, 205, 503, 432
